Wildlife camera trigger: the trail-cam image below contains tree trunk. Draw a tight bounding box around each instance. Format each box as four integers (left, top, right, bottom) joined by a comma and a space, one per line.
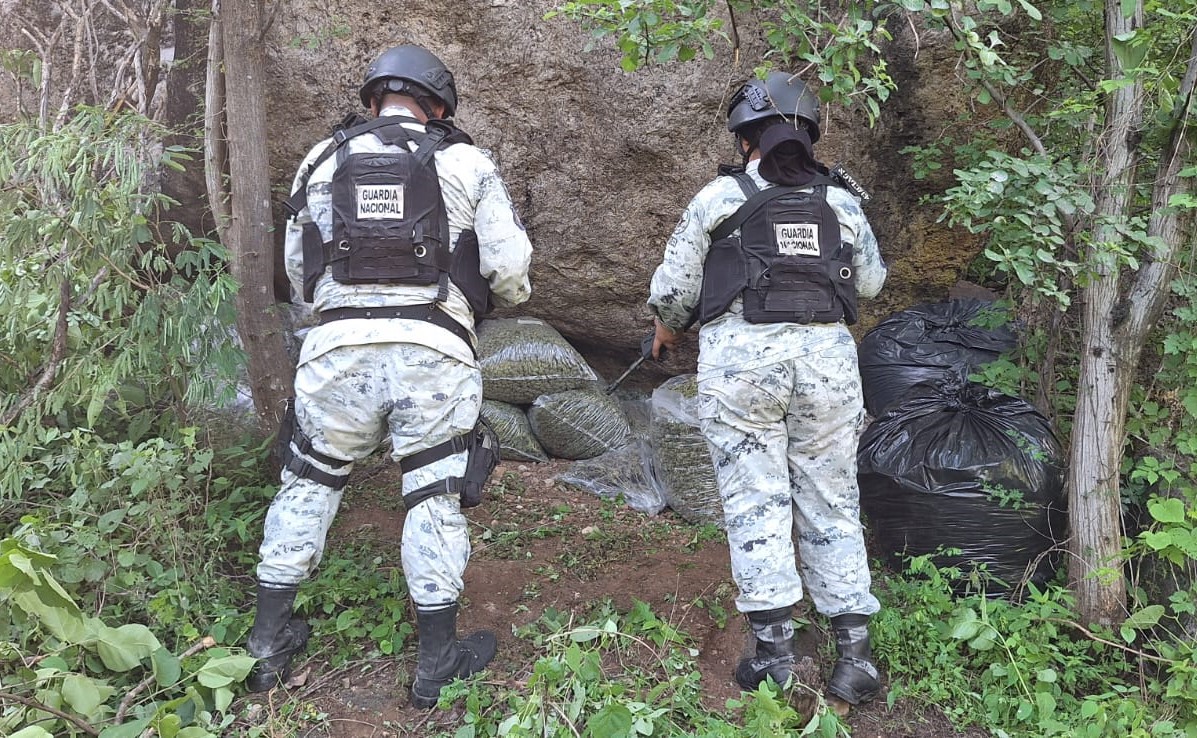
218, 0, 292, 430
1066, 0, 1146, 625
160, 0, 212, 241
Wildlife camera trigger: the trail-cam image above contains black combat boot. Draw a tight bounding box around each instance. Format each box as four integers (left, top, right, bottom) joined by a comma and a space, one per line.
410, 603, 497, 709
825, 613, 881, 705
734, 606, 796, 690
244, 583, 311, 693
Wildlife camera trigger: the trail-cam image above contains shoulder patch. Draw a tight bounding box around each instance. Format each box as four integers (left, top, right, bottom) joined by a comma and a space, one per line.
830, 164, 871, 202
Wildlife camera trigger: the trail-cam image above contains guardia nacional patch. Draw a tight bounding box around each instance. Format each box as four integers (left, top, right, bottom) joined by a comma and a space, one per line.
356, 184, 404, 219
775, 222, 820, 256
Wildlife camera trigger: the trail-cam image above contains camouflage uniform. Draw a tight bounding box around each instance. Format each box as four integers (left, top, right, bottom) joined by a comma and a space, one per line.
648, 160, 885, 617
259, 104, 532, 608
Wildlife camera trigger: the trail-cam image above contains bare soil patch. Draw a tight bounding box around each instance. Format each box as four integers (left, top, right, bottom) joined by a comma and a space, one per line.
241, 458, 984, 738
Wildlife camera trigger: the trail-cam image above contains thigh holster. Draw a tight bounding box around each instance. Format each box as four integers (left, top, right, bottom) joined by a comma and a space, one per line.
277, 399, 352, 491
401, 421, 499, 510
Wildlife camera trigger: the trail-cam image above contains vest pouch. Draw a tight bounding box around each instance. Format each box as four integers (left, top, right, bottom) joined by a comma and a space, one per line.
833, 242, 859, 325
744, 260, 840, 324
301, 222, 324, 302
460, 420, 500, 508
699, 236, 748, 323
449, 229, 492, 316
329, 235, 427, 285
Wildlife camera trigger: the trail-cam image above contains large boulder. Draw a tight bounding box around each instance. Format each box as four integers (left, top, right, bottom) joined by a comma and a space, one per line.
263, 1, 987, 369
0, 1, 990, 374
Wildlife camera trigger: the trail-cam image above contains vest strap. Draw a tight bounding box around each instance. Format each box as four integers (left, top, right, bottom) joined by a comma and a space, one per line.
316, 304, 475, 355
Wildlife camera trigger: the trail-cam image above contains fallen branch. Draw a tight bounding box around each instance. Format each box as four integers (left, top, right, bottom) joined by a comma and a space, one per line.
1046, 617, 1177, 664
0, 690, 100, 735
114, 635, 217, 723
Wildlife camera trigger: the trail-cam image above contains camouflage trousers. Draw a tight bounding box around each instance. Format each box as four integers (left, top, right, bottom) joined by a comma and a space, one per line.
257, 341, 481, 609
697, 341, 881, 617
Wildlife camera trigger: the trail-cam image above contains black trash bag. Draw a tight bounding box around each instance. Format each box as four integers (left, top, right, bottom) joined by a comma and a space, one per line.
857, 376, 1067, 596
859, 299, 1018, 417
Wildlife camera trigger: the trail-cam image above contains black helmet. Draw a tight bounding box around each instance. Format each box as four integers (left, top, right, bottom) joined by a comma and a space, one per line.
726, 71, 820, 143
359, 45, 458, 117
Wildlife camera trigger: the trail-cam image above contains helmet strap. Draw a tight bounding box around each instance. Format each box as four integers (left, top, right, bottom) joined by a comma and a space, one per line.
373, 79, 440, 119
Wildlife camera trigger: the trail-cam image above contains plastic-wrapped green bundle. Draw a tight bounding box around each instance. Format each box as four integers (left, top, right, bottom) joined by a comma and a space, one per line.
528, 389, 632, 460
650, 374, 723, 527
480, 400, 548, 463
556, 440, 667, 515
477, 318, 600, 404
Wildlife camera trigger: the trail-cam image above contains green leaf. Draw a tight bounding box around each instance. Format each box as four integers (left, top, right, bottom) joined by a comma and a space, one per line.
1141, 530, 1175, 551
949, 608, 981, 640
586, 703, 634, 738
10, 589, 90, 643
1148, 497, 1187, 524
570, 626, 603, 643
61, 673, 111, 715
1119, 0, 1136, 18
157, 713, 182, 738
195, 654, 256, 688
1110, 33, 1147, 70
92, 623, 162, 672
98, 718, 152, 738
1123, 604, 1165, 630
96, 508, 127, 533
11, 727, 56, 738
152, 647, 182, 687
1015, 0, 1042, 20
213, 685, 234, 713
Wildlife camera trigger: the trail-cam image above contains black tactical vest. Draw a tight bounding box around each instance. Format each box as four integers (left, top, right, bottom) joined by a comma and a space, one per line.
699, 172, 858, 326
284, 116, 490, 316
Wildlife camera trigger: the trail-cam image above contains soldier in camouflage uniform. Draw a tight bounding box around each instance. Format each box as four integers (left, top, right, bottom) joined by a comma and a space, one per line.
647, 71, 886, 707
246, 45, 532, 708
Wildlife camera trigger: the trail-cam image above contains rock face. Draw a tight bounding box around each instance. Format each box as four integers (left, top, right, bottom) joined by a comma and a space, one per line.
264, 1, 985, 372
1, 1, 987, 373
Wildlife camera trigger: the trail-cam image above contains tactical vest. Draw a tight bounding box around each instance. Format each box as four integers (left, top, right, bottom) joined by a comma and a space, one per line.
699, 172, 858, 326
283, 116, 491, 318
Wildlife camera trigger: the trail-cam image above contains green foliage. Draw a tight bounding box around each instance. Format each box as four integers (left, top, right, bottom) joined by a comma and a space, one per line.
430, 600, 847, 738
304, 542, 414, 661
747, 0, 894, 123
0, 106, 242, 451
546, 1, 895, 122
941, 151, 1090, 310
546, 0, 726, 71
0, 536, 254, 737
875, 556, 1197, 737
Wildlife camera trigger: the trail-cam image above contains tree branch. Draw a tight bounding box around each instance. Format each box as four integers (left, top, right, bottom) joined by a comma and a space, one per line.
1121, 28, 1197, 342
725, 1, 740, 65
114, 636, 216, 723
0, 690, 100, 735
1045, 618, 1177, 664
204, 0, 231, 233
943, 7, 1048, 158
1, 273, 71, 426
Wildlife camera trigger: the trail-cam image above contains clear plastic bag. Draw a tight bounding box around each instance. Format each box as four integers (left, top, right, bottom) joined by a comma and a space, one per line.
649, 374, 723, 528
478, 317, 600, 404
480, 400, 548, 462
528, 389, 632, 460
556, 439, 667, 515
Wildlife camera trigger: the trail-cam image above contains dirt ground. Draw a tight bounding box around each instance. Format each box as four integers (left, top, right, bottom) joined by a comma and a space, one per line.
243, 457, 985, 738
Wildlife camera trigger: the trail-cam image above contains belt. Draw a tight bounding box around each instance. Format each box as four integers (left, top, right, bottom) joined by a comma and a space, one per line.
316, 304, 475, 355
